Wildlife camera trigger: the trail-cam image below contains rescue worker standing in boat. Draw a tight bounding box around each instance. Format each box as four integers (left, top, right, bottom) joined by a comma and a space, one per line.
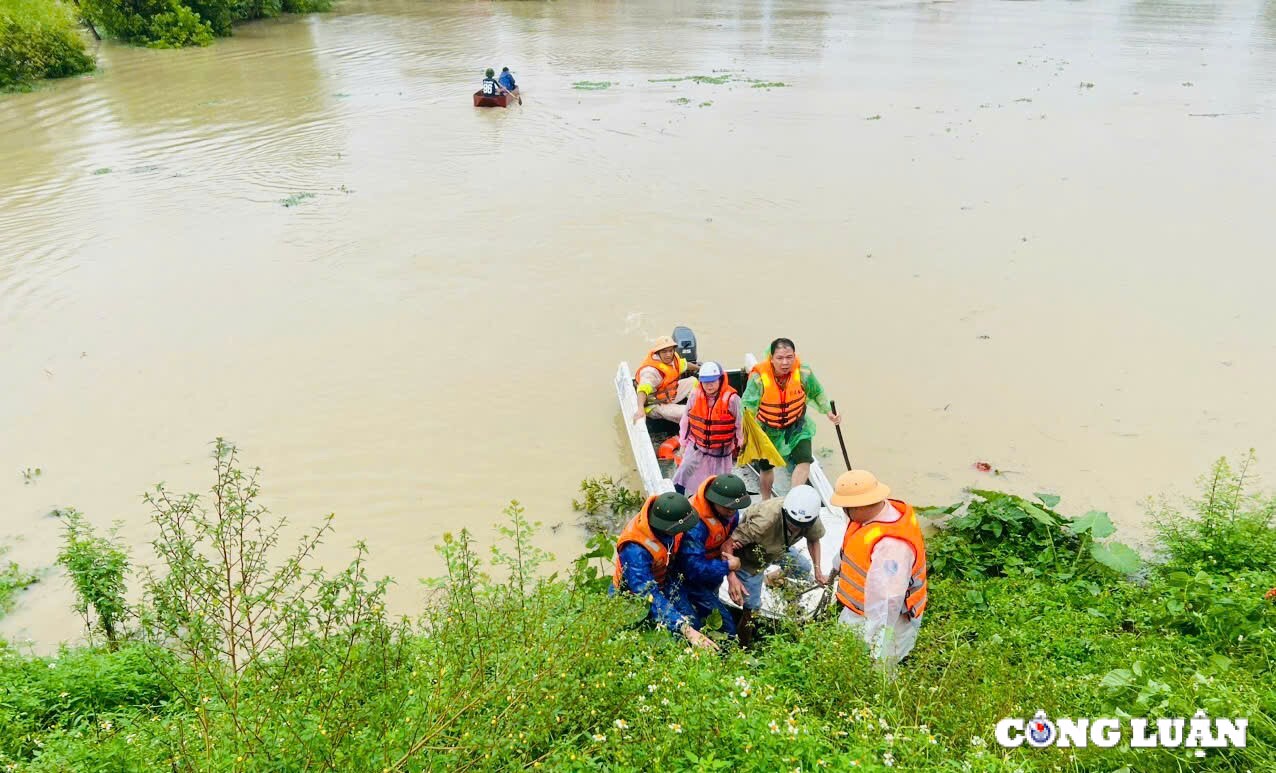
829, 470, 927, 665
613, 491, 720, 651
742, 338, 840, 500
672, 474, 751, 638
672, 362, 744, 496
632, 336, 700, 423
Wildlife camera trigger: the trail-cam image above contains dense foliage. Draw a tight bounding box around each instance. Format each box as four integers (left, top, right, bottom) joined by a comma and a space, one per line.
0, 445, 1272, 771
1, 0, 335, 88
78, 0, 332, 48
0, 0, 94, 91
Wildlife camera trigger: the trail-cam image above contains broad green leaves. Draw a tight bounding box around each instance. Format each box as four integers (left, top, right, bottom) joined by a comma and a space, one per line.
1067, 510, 1116, 539
1034, 492, 1062, 509
929, 488, 1144, 580
1090, 541, 1142, 573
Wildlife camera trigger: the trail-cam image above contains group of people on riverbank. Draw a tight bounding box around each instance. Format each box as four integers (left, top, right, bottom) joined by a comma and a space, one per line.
615, 336, 929, 664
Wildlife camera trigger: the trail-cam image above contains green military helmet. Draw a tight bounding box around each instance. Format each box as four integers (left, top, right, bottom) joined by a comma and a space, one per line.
485, 68, 495, 77
705, 474, 751, 510
646, 492, 698, 534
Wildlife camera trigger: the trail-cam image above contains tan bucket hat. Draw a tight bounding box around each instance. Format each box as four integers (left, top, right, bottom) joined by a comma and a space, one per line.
829, 470, 891, 508
649, 335, 677, 353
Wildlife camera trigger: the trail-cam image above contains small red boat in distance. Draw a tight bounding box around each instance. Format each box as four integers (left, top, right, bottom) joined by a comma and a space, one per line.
473, 90, 510, 108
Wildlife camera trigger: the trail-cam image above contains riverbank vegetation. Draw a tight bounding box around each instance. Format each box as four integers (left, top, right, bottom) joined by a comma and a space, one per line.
1, 442, 1272, 770
1, 0, 334, 92
0, 0, 94, 91
79, 0, 333, 49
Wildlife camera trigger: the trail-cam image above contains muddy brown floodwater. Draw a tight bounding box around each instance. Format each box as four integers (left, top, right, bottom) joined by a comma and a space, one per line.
3, 0, 1275, 648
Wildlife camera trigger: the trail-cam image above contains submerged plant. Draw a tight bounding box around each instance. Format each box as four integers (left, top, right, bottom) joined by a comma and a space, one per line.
573, 475, 644, 535
0, 546, 37, 615
656, 74, 731, 85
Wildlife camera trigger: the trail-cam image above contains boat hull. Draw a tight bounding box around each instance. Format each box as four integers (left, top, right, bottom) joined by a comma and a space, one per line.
473, 90, 510, 108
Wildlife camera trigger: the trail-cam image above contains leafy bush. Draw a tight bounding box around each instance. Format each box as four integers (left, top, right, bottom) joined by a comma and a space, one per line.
925, 489, 1140, 580
78, 0, 212, 47
1154, 451, 1276, 574
55, 508, 130, 646
280, 0, 329, 12
0, 643, 175, 762
0, 0, 94, 91
78, 0, 331, 49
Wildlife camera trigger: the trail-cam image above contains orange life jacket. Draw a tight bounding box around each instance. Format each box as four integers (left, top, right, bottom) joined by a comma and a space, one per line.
751, 359, 807, 429
686, 384, 739, 454
637, 350, 685, 408
657, 436, 683, 466
688, 476, 735, 560
835, 500, 928, 619
613, 496, 684, 590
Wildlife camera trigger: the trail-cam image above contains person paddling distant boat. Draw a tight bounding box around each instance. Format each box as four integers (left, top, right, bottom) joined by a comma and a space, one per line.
498, 66, 521, 103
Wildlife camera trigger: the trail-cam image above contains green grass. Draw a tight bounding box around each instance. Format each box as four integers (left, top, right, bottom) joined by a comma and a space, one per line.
572, 80, 612, 90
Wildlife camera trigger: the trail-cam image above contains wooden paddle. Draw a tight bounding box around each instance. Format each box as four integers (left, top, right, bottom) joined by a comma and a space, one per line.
830, 400, 851, 471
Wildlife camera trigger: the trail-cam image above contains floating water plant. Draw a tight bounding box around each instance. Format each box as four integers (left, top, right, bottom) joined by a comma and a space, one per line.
280, 192, 316, 208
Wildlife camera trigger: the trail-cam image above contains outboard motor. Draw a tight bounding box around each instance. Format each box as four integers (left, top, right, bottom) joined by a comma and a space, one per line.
671, 326, 697, 365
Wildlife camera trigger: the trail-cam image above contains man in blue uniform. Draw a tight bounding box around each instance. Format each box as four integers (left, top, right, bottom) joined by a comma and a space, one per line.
613, 492, 719, 651
674, 474, 751, 638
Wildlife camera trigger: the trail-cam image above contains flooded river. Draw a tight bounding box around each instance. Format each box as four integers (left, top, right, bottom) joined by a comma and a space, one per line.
3, 0, 1275, 646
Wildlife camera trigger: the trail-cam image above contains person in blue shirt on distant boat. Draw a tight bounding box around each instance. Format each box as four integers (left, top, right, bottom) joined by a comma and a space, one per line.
498, 66, 519, 99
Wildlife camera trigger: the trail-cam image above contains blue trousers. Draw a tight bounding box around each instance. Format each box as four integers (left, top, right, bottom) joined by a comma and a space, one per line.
677, 582, 738, 637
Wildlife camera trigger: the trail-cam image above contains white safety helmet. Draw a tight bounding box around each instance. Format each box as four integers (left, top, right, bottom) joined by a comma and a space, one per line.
782, 485, 822, 524
698, 361, 723, 382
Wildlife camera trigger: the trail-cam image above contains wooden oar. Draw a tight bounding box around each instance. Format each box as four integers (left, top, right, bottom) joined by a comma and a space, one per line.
830, 400, 852, 471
